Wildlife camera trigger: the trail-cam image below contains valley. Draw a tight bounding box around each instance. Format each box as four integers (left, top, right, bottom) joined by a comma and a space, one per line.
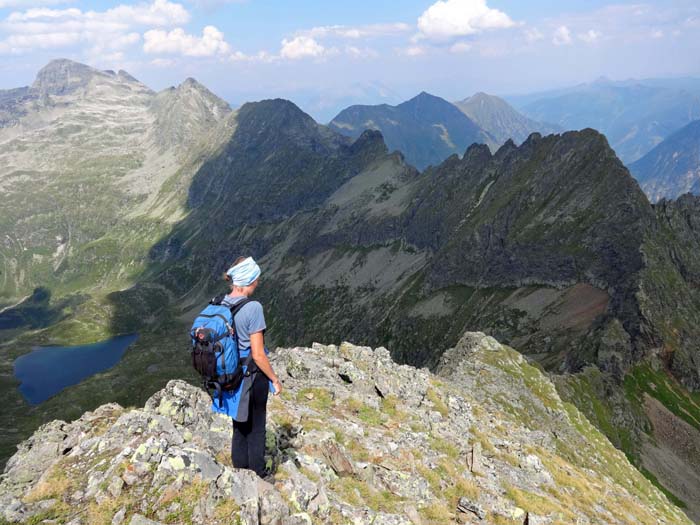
1, 59, 700, 521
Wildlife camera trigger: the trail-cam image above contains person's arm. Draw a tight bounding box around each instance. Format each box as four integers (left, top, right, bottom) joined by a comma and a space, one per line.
250, 331, 282, 395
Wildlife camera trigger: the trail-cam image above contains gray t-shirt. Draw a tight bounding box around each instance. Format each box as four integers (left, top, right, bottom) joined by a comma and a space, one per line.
221, 295, 266, 350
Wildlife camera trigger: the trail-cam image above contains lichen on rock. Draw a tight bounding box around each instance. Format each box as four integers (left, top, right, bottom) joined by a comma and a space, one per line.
0, 332, 691, 524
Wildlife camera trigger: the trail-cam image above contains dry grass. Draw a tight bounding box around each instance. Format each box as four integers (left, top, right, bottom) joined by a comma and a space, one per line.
329, 476, 402, 513
426, 388, 449, 417
430, 435, 461, 459
419, 501, 453, 524
491, 514, 521, 525
23, 465, 74, 503
213, 498, 240, 522
86, 495, 132, 525
503, 483, 573, 521
469, 426, 496, 454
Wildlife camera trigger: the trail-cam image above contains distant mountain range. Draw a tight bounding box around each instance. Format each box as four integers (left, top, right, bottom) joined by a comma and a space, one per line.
453, 92, 560, 145
630, 119, 700, 202
509, 77, 700, 163
2, 60, 700, 519
329, 91, 495, 170
329, 91, 557, 170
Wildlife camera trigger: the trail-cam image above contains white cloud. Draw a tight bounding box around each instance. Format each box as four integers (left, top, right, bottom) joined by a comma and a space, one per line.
302, 23, 411, 40
417, 0, 515, 40
102, 0, 189, 26
400, 45, 426, 57
280, 35, 326, 60
143, 25, 230, 56
449, 41, 471, 53
651, 29, 664, 39
4, 31, 79, 48
552, 25, 572, 45
524, 27, 543, 43
0, 1, 188, 55
578, 29, 601, 43
100, 51, 125, 62
276, 22, 408, 61
5, 0, 188, 26
150, 57, 176, 67
185, 0, 246, 7
345, 45, 379, 59
685, 16, 700, 28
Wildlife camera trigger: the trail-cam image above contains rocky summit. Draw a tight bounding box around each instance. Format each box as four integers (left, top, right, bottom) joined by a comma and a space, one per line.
0, 333, 689, 525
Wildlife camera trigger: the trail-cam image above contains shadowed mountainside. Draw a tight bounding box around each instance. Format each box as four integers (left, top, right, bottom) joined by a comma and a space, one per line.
630, 119, 700, 202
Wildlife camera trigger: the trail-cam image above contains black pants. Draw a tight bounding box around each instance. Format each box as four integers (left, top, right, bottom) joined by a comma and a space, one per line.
231, 372, 269, 477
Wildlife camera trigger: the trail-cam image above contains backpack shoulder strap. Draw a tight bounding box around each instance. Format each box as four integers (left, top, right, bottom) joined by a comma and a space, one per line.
228, 297, 252, 319
209, 293, 227, 306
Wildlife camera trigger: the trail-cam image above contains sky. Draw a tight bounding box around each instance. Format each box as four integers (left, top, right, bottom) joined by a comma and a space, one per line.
1, 0, 699, 121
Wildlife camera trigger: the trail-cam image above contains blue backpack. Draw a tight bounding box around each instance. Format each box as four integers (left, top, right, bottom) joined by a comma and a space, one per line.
190, 296, 251, 402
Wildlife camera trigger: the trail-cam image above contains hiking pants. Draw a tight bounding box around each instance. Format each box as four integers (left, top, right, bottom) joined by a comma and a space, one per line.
231, 371, 269, 476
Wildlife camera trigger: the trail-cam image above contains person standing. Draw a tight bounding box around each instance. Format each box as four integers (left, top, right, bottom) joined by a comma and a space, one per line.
212, 256, 282, 477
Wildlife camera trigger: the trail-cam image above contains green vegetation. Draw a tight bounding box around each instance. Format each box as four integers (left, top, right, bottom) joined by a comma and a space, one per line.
640, 466, 688, 509
296, 388, 334, 412
425, 386, 449, 417
624, 363, 700, 431
330, 476, 403, 513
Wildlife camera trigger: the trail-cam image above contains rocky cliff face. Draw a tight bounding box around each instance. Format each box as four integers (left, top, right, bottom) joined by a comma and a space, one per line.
1, 333, 690, 525
641, 194, 700, 389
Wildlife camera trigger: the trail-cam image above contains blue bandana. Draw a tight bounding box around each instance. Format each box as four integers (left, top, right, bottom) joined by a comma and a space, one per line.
226, 257, 261, 286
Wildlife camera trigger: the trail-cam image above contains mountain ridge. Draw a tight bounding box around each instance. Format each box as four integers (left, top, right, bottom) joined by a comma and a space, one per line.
509, 79, 700, 163
328, 91, 495, 170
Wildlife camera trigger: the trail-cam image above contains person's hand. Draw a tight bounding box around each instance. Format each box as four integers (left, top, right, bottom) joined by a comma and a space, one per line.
272, 379, 283, 396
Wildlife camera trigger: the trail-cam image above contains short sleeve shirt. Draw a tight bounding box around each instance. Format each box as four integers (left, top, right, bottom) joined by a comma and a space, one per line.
221, 295, 266, 350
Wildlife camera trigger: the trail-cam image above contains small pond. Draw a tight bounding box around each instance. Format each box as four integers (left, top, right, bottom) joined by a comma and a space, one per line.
14, 334, 139, 404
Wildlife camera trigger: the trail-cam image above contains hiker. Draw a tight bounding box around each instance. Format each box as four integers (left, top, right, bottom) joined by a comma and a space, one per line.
213, 256, 283, 477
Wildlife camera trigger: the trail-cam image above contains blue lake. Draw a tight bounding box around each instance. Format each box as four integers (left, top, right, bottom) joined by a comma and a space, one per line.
14, 334, 139, 404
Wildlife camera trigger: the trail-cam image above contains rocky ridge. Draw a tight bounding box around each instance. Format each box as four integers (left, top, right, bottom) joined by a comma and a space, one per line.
0, 333, 689, 524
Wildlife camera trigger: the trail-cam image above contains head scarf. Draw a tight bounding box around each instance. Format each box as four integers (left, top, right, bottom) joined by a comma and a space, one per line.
226, 257, 261, 286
